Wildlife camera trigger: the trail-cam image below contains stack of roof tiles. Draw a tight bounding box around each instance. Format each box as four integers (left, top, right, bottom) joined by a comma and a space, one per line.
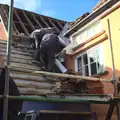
87, 81, 104, 94
53, 70, 104, 94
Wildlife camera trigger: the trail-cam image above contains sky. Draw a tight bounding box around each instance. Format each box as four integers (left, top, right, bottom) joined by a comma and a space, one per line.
0, 0, 99, 22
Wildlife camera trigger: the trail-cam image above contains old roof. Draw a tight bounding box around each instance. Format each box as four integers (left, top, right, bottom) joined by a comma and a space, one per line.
0, 4, 67, 37
65, 0, 118, 36
91, 0, 108, 12
68, 0, 109, 30
68, 0, 109, 31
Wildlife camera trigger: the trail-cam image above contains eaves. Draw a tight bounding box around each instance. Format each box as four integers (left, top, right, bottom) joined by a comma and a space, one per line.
64, 0, 119, 37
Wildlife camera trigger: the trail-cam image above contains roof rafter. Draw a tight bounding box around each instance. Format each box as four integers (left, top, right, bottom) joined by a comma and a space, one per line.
12, 22, 20, 34
47, 18, 60, 32
14, 9, 29, 36
31, 13, 43, 28
56, 21, 64, 29
39, 15, 50, 28
2, 5, 18, 34
22, 11, 35, 31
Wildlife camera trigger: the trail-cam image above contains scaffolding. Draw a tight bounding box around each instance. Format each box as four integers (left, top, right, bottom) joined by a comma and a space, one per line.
1, 0, 120, 120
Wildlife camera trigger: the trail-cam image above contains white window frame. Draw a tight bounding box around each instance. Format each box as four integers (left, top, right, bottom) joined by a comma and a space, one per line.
72, 21, 102, 48
75, 45, 105, 76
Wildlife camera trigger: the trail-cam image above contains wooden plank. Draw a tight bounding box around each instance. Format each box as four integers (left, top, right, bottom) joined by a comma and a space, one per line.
31, 13, 43, 28
48, 18, 60, 32
9, 62, 40, 70
3, 5, 19, 34
0, 47, 32, 56
9, 64, 40, 71
0, 38, 32, 50
0, 51, 32, 60
10, 72, 46, 81
40, 110, 92, 115
17, 82, 54, 89
34, 71, 111, 82
0, 5, 8, 29
12, 22, 20, 34
18, 88, 54, 95
3, 57, 33, 65
10, 67, 40, 73
16, 83, 54, 90
14, 79, 54, 88
14, 9, 30, 36
56, 21, 64, 29
22, 11, 35, 30
39, 15, 50, 27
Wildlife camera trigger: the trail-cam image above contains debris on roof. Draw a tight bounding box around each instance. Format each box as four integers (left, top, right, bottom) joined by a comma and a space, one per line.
53, 70, 104, 94
0, 4, 67, 37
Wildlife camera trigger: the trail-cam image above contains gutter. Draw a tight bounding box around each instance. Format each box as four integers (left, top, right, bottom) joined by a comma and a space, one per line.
64, 0, 119, 37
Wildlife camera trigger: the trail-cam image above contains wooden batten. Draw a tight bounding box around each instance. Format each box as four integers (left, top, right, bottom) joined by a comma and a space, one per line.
48, 18, 60, 32
3, 5, 19, 35
39, 15, 50, 27
22, 11, 35, 30
0, 51, 32, 60
14, 9, 29, 36
31, 13, 43, 28
10, 72, 46, 81
18, 88, 54, 95
3, 57, 33, 65
0, 47, 32, 56
56, 21, 64, 29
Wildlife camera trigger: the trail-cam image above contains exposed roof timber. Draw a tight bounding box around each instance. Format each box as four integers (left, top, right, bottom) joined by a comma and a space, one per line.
2, 5, 17, 34
31, 13, 43, 28
12, 22, 20, 34
0, 6, 7, 29
22, 11, 35, 31
14, 9, 29, 36
48, 18, 60, 32
39, 15, 50, 27
0, 4, 67, 37
14, 21, 41, 30
56, 21, 64, 29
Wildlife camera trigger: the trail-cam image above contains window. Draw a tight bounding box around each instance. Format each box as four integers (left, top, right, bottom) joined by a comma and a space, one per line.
75, 45, 105, 76
72, 21, 102, 47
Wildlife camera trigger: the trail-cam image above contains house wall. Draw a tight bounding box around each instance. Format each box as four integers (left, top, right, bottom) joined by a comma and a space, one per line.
101, 7, 120, 79
65, 5, 120, 120
0, 22, 7, 40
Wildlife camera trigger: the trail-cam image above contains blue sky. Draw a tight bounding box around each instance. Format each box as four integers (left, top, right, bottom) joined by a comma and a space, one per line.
0, 0, 99, 21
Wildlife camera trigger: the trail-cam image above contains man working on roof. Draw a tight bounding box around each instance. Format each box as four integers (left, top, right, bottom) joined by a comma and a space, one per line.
0, 69, 23, 120
40, 32, 70, 72
30, 27, 56, 63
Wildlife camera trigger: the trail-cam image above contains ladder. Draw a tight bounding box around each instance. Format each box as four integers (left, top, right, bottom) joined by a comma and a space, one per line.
24, 110, 38, 120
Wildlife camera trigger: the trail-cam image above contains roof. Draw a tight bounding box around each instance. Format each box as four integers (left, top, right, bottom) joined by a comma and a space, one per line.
68, 0, 108, 30
0, 4, 67, 37
92, 0, 108, 12
65, 0, 118, 37
68, 12, 90, 30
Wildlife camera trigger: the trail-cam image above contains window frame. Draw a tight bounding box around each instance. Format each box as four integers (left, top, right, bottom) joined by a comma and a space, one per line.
75, 45, 105, 76
72, 21, 102, 48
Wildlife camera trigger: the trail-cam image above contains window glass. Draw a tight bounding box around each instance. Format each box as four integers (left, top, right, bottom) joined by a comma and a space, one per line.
75, 45, 105, 76
72, 21, 102, 47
